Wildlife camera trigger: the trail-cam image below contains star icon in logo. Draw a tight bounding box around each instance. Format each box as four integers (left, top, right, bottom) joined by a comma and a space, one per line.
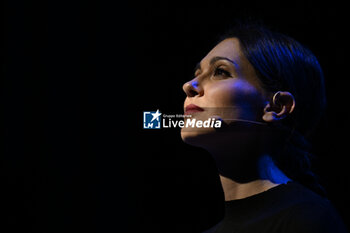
150, 109, 161, 122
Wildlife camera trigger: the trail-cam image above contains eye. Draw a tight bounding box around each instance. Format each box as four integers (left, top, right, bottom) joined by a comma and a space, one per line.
213, 67, 231, 78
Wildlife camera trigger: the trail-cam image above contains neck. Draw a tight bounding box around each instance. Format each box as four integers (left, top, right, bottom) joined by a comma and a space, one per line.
219, 176, 279, 201
217, 154, 291, 201
203, 129, 291, 201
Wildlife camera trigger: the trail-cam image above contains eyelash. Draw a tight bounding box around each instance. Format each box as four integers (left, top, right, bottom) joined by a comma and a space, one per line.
194, 67, 231, 78
214, 67, 231, 77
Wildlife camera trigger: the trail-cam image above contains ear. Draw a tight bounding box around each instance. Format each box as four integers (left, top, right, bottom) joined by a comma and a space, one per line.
262, 91, 296, 123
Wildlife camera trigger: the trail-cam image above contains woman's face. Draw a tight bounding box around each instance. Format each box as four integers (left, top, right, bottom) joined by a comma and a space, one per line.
181, 38, 270, 147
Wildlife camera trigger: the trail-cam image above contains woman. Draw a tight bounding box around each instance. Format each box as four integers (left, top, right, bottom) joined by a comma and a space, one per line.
181, 24, 348, 233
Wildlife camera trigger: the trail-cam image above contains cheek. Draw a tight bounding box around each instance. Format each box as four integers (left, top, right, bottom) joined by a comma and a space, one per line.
204, 79, 265, 120
205, 79, 260, 107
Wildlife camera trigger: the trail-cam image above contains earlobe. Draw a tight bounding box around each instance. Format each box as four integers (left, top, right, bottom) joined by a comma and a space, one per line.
262, 91, 296, 123
262, 103, 278, 122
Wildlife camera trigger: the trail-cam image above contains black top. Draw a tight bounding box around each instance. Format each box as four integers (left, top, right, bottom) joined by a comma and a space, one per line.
208, 182, 348, 233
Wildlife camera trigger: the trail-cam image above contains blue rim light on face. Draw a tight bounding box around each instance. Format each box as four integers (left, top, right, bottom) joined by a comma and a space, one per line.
192, 80, 199, 89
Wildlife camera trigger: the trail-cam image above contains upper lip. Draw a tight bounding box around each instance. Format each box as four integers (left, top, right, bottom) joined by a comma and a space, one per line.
185, 104, 204, 113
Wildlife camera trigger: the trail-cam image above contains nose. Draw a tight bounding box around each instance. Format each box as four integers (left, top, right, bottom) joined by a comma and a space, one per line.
182, 79, 203, 97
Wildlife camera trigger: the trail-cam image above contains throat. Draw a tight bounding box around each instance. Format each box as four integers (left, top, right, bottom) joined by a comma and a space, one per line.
219, 154, 290, 201
219, 176, 280, 201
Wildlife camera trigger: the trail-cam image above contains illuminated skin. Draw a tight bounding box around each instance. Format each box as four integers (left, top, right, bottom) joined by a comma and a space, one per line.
181, 38, 294, 202
181, 38, 268, 143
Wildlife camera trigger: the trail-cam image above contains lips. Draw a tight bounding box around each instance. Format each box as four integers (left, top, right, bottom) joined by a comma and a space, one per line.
185, 104, 204, 115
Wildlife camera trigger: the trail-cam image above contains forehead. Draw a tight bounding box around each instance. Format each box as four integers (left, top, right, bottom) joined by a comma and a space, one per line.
201, 38, 243, 64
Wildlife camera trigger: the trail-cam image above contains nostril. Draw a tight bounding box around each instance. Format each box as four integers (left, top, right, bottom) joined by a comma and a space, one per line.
189, 89, 198, 97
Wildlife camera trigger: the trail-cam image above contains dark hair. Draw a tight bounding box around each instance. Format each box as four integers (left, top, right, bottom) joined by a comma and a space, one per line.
219, 23, 327, 196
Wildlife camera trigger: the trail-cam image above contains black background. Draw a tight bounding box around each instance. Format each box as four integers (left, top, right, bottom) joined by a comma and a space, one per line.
4, 1, 349, 233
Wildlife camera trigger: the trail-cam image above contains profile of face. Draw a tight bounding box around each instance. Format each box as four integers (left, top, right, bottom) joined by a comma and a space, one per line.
181, 38, 296, 153
181, 38, 269, 148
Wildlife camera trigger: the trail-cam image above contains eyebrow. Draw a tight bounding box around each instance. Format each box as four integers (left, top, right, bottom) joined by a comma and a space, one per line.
194, 56, 238, 73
